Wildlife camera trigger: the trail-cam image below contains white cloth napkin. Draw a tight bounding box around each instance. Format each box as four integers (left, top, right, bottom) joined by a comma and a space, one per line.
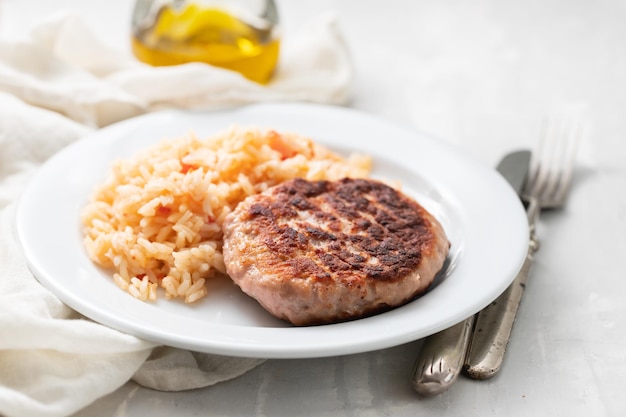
0, 11, 353, 417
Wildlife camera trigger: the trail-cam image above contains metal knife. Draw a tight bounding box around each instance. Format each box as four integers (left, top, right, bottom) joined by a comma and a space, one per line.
463, 152, 535, 378
411, 150, 531, 395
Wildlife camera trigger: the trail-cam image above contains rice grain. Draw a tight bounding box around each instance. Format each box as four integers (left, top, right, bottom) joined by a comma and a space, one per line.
81, 127, 371, 303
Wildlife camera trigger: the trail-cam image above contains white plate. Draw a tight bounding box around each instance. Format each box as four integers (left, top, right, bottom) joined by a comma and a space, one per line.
16, 103, 528, 359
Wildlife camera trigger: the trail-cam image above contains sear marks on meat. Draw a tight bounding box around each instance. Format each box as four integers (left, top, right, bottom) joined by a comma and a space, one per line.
222, 178, 450, 326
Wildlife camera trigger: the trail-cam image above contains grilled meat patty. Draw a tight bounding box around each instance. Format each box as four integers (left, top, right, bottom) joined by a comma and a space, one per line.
222, 178, 450, 326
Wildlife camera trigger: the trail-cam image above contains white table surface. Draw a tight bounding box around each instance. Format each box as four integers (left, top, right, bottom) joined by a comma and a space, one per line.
2, 0, 625, 416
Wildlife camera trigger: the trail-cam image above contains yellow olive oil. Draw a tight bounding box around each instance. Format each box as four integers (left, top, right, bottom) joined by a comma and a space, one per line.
131, 3, 280, 83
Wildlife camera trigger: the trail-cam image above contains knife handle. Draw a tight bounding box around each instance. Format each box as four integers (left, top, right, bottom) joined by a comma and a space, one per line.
411, 316, 475, 395
463, 244, 535, 379
463, 197, 539, 379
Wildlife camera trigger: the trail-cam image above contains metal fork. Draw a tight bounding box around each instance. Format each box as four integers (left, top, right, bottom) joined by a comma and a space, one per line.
463, 118, 582, 379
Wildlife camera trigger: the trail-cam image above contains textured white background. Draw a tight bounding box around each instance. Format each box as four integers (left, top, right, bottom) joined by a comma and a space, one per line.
2, 1, 625, 416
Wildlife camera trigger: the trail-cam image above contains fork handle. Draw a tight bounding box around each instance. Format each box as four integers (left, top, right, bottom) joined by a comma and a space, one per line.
463, 198, 540, 379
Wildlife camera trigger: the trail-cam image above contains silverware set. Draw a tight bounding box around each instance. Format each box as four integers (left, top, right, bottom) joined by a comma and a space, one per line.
412, 118, 582, 395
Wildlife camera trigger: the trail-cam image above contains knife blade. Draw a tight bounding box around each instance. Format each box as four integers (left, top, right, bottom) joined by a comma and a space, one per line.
411, 150, 531, 395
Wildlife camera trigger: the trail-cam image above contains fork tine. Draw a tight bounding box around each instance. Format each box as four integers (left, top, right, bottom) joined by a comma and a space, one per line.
552, 120, 581, 203
524, 116, 581, 207
542, 119, 570, 198
525, 118, 554, 197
